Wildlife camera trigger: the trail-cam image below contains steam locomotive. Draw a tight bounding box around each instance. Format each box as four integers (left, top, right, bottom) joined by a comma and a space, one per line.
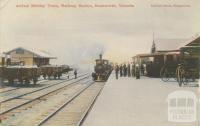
92, 54, 113, 82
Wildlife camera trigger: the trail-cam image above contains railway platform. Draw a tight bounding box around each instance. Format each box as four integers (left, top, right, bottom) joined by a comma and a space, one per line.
83, 73, 200, 126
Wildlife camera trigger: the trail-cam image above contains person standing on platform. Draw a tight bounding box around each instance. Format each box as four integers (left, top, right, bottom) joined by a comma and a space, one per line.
125, 64, 128, 77
127, 63, 131, 77
123, 64, 127, 77
115, 64, 119, 79
135, 64, 140, 79
74, 70, 77, 79
119, 64, 123, 77
141, 64, 145, 76
132, 63, 135, 77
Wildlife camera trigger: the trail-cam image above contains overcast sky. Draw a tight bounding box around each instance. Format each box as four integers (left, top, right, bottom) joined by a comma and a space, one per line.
0, 0, 200, 69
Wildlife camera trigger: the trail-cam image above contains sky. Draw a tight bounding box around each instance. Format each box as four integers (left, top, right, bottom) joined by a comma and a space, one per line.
0, 0, 200, 69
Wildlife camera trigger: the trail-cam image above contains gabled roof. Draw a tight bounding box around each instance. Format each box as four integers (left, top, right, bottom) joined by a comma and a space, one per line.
155, 36, 200, 51
133, 53, 165, 58
133, 51, 180, 58
132, 36, 200, 59
155, 38, 188, 51
183, 36, 200, 47
5, 47, 57, 59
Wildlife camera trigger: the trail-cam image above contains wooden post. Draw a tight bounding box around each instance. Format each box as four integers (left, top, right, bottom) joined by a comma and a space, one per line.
0, 57, 4, 87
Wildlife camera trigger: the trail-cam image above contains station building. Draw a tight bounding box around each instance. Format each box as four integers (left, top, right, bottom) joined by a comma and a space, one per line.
132, 38, 186, 65
132, 36, 200, 77
133, 36, 200, 64
4, 47, 56, 66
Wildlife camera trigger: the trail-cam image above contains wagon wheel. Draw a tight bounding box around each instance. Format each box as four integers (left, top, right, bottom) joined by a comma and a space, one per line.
176, 66, 184, 87
160, 66, 170, 82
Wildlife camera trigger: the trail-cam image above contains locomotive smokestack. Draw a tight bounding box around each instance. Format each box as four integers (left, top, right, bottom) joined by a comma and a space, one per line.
99, 54, 102, 60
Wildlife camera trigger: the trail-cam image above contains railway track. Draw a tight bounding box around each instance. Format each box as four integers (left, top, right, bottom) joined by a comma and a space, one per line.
1, 77, 104, 126
0, 72, 74, 94
0, 79, 56, 94
1, 77, 95, 126
38, 82, 104, 126
0, 76, 91, 124
0, 74, 90, 119
0, 73, 88, 103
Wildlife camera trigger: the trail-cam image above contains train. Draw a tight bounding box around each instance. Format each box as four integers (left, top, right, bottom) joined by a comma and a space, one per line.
40, 65, 72, 80
2, 66, 41, 84
0, 64, 72, 85
92, 54, 113, 82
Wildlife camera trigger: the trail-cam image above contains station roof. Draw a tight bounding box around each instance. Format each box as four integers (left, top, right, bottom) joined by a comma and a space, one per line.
133, 51, 179, 58
183, 36, 200, 47
133, 53, 164, 58
5, 47, 57, 59
155, 38, 188, 51
133, 36, 200, 59
155, 36, 200, 51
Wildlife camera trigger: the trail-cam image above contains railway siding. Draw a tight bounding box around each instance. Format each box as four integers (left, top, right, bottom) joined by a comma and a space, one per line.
40, 82, 104, 126
0, 72, 79, 97
0, 74, 89, 121
0, 73, 88, 103
0, 72, 74, 94
2, 79, 93, 126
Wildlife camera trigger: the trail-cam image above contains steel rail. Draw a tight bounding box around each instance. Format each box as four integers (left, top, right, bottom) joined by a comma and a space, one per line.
37, 81, 95, 126
0, 73, 88, 103
76, 83, 104, 126
0, 72, 74, 94
0, 75, 90, 117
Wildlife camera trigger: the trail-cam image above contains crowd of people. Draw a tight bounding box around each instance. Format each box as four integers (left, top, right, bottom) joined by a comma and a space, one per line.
114, 63, 146, 80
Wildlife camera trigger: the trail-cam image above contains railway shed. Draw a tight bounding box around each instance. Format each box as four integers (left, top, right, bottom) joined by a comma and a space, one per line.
4, 47, 56, 66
